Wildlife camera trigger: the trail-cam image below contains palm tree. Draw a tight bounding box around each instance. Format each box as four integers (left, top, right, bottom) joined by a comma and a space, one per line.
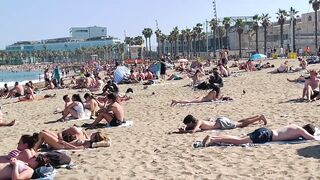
170, 27, 179, 58
217, 26, 225, 50
235, 19, 245, 58
209, 18, 218, 53
191, 29, 197, 56
159, 34, 166, 55
222, 17, 231, 49
155, 29, 162, 55
290, 8, 299, 52
185, 29, 192, 57
142, 28, 152, 55
252, 14, 260, 52
261, 13, 271, 54
276, 9, 288, 48
309, 0, 320, 51
180, 29, 186, 56
167, 34, 174, 57
194, 23, 203, 56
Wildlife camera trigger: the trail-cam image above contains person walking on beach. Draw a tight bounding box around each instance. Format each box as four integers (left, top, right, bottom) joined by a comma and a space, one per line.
178, 114, 267, 134
201, 124, 317, 147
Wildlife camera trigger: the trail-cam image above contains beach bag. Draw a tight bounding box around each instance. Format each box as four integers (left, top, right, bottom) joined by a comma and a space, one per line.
45, 151, 71, 167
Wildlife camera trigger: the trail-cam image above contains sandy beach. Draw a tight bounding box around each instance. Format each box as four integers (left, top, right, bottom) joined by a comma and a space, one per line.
0, 59, 320, 179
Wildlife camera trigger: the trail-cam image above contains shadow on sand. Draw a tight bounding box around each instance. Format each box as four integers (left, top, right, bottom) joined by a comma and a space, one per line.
279, 98, 306, 104
297, 145, 320, 159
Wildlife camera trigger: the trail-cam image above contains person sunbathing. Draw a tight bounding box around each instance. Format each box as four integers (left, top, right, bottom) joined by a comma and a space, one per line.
202, 124, 317, 147
270, 61, 289, 73
302, 69, 320, 102
33, 127, 110, 150
0, 133, 38, 163
6, 82, 24, 98
84, 93, 102, 118
85, 93, 125, 129
178, 114, 267, 134
0, 156, 49, 180
59, 94, 85, 121
18, 82, 34, 101
171, 86, 230, 106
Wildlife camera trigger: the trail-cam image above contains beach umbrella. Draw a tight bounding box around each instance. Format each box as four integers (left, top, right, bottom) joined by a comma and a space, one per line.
178, 59, 188, 63
250, 54, 267, 61
113, 66, 130, 83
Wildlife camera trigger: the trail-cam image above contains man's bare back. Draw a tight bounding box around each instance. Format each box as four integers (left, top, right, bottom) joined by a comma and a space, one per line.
109, 102, 124, 121
272, 124, 315, 141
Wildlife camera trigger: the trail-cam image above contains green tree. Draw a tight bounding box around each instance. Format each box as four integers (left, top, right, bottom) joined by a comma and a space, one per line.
309, 0, 320, 51
222, 17, 231, 49
252, 14, 261, 52
235, 19, 245, 58
261, 13, 271, 54
209, 18, 218, 52
276, 9, 288, 48
155, 29, 162, 55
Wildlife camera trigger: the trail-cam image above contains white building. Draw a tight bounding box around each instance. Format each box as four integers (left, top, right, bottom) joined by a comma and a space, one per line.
70, 26, 107, 39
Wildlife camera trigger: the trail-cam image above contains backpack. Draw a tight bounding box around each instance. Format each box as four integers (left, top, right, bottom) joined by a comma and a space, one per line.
45, 151, 71, 167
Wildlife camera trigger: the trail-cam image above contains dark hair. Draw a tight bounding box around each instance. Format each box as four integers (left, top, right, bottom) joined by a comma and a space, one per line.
126, 88, 133, 93
302, 124, 316, 135
36, 154, 51, 167
183, 115, 197, 125
20, 133, 39, 148
107, 93, 117, 102
72, 94, 83, 103
62, 95, 69, 101
84, 93, 94, 100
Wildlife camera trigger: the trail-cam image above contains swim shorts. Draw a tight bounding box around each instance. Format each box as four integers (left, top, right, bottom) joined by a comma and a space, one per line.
109, 117, 124, 127
311, 90, 319, 100
215, 117, 236, 130
247, 127, 273, 144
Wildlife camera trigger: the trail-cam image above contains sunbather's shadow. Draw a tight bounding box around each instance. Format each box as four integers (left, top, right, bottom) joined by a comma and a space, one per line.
44, 120, 61, 124
80, 123, 108, 129
279, 98, 305, 104
297, 145, 320, 159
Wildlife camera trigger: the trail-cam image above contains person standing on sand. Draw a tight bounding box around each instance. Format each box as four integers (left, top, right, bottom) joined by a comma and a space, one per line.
201, 124, 317, 147
178, 114, 267, 134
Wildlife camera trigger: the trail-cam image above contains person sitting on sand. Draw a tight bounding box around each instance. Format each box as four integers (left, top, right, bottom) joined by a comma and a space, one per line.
0, 83, 9, 98
85, 93, 125, 129
188, 69, 202, 86
218, 64, 231, 77
145, 69, 154, 80
118, 88, 134, 102
302, 69, 320, 102
6, 82, 24, 98
202, 124, 317, 147
59, 94, 85, 121
33, 126, 110, 150
19, 83, 34, 101
171, 86, 232, 106
178, 114, 267, 134
0, 107, 15, 127
208, 68, 223, 87
167, 73, 183, 81
46, 79, 55, 89
84, 93, 102, 118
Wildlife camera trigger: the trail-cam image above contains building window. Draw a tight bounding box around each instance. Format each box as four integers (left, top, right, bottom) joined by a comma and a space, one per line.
308, 16, 312, 22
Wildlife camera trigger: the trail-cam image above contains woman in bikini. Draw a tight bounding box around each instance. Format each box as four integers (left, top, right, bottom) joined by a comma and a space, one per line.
18, 83, 34, 101
84, 93, 103, 118
60, 94, 85, 121
33, 126, 111, 150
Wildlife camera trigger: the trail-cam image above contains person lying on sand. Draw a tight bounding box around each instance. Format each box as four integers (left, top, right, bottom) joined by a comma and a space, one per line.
0, 133, 38, 164
171, 86, 233, 106
287, 75, 309, 83
177, 114, 267, 134
202, 124, 317, 147
302, 69, 320, 102
269, 61, 289, 73
85, 93, 125, 129
0, 107, 15, 127
33, 126, 110, 150
0, 156, 49, 180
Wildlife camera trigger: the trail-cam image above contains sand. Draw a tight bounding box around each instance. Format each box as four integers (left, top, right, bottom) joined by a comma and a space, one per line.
1, 58, 320, 179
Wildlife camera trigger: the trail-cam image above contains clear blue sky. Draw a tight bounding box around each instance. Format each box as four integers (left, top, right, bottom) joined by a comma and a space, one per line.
0, 0, 312, 49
